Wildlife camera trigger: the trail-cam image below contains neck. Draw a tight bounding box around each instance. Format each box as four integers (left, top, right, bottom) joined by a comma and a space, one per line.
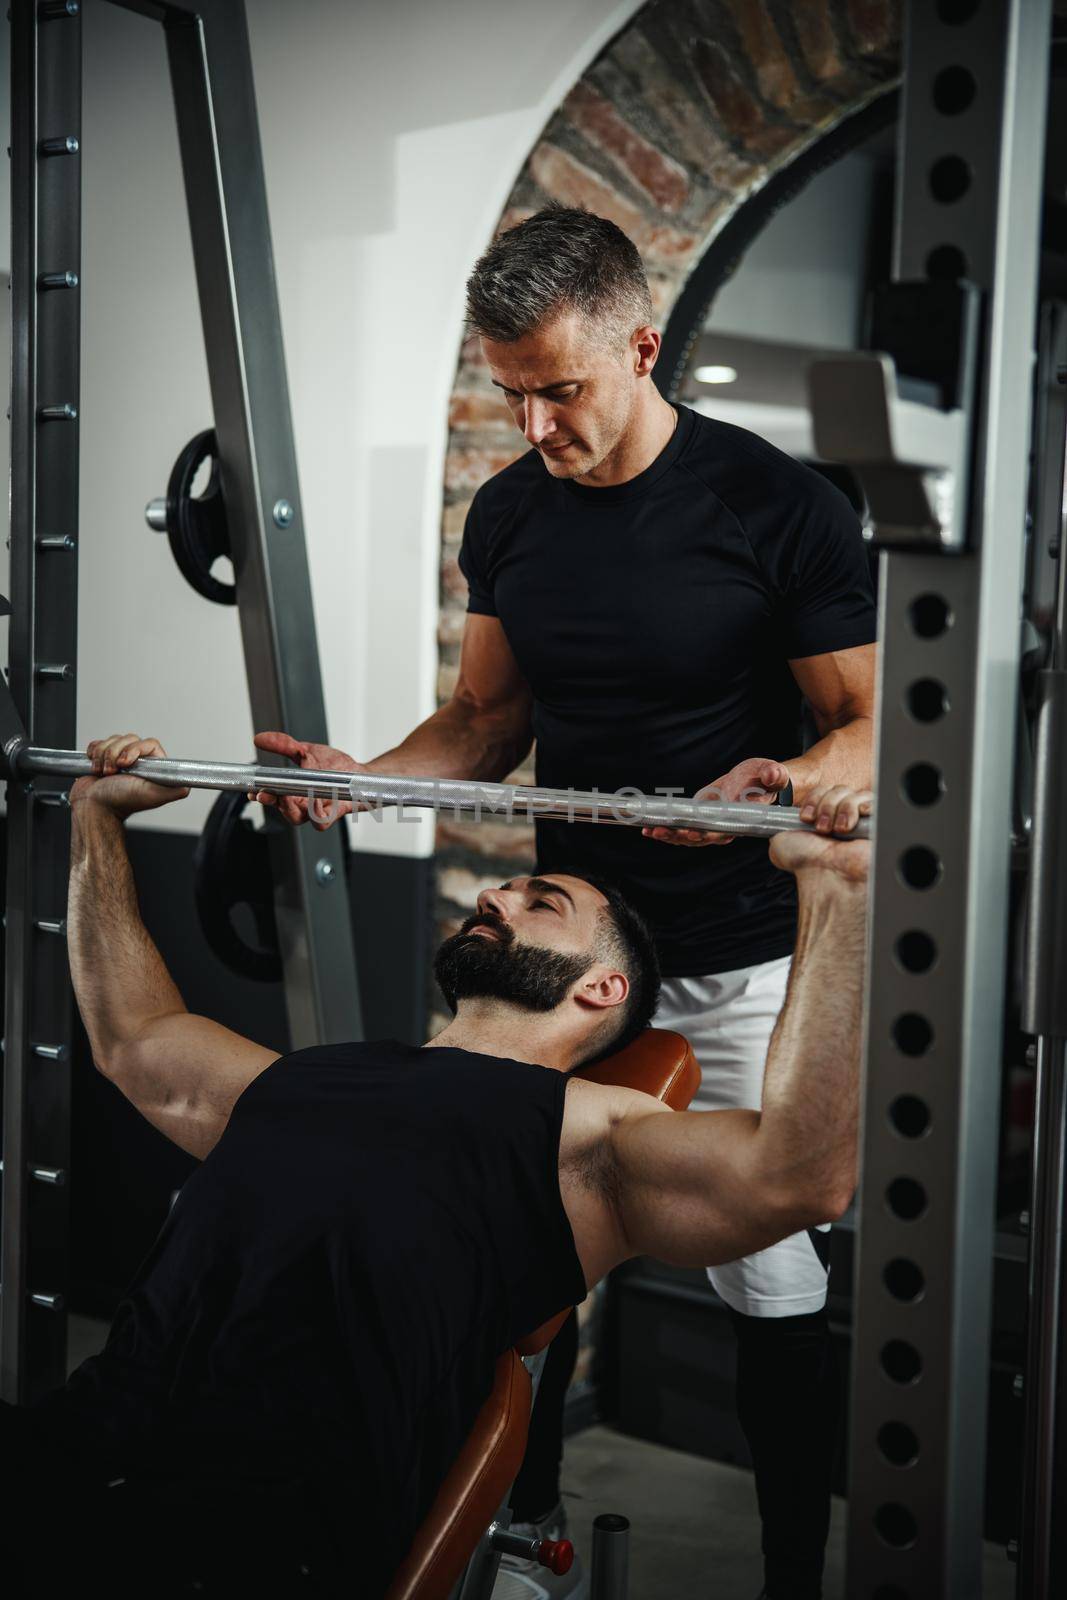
575, 388, 677, 488
424, 1000, 575, 1072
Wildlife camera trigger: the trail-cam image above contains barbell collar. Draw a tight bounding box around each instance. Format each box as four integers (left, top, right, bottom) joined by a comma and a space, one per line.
12, 747, 871, 841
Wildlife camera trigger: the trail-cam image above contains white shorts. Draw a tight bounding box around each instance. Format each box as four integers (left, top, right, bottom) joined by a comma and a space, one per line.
653, 955, 831, 1319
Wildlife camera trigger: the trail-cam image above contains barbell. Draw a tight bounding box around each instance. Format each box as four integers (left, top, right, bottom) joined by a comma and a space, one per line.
5, 745, 872, 840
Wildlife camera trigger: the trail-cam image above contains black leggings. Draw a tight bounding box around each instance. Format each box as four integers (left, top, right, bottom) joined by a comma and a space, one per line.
511, 1305, 839, 1600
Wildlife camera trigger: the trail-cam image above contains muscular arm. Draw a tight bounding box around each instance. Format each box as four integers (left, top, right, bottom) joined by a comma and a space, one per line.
785, 642, 877, 803
69, 799, 279, 1159
365, 614, 533, 783
609, 858, 867, 1268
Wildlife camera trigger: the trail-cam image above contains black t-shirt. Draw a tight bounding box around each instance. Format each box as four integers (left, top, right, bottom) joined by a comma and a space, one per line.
459, 404, 876, 975
30, 1042, 587, 1596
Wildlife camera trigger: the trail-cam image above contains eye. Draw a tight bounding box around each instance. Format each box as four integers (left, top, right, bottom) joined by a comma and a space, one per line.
533, 898, 556, 912
548, 386, 578, 401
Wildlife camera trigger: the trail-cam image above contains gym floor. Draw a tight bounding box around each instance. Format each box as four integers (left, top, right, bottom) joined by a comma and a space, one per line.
67, 1316, 1017, 1600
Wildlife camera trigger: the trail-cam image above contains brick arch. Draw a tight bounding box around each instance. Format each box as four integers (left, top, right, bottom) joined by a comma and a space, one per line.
432, 0, 901, 997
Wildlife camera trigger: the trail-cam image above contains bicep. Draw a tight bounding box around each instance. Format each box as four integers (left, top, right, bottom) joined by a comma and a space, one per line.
789, 643, 877, 735
109, 1013, 280, 1161
611, 1107, 793, 1269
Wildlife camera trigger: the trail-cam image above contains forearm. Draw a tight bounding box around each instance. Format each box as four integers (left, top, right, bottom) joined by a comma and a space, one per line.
787, 713, 874, 804
756, 873, 867, 1219
363, 696, 532, 784
68, 801, 186, 1073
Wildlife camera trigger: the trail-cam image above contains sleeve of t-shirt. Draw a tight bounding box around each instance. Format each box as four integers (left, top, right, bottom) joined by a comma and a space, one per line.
771, 478, 877, 660
457, 493, 498, 618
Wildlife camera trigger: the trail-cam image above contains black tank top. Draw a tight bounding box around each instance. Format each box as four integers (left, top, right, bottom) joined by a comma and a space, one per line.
43, 1041, 588, 1592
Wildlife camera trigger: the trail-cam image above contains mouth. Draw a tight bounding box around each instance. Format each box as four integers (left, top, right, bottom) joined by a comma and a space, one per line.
466, 923, 502, 941
541, 439, 574, 455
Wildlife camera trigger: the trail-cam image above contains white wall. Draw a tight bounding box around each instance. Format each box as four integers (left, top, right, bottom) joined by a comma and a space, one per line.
68, 0, 639, 848
706, 145, 880, 349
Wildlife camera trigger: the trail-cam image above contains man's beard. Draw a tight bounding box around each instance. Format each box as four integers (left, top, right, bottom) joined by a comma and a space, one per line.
433, 913, 595, 1016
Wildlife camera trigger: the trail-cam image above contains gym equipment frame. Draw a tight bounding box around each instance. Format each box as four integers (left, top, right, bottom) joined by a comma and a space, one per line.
809, 1, 1053, 1594
3, 0, 361, 1405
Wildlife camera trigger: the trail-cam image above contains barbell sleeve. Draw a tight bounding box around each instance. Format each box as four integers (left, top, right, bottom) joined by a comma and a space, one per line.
12, 748, 871, 840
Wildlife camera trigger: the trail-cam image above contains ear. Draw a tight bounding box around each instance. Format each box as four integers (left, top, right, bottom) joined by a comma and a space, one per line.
632, 324, 661, 378
574, 966, 629, 1013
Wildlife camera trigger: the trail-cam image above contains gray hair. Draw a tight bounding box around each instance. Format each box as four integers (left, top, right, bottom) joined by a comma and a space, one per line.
466, 205, 654, 349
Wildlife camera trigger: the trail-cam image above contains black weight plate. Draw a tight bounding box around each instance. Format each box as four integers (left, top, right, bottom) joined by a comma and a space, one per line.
165, 429, 236, 606
193, 791, 282, 982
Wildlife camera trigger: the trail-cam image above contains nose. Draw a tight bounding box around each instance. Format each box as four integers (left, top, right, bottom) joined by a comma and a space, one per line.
522, 396, 557, 448
476, 886, 512, 923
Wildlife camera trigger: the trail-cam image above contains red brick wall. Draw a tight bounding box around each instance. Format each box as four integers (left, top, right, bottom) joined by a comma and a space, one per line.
432, 0, 902, 1025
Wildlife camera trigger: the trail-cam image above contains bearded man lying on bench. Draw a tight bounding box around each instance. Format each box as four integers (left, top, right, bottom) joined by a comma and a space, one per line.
0, 736, 870, 1599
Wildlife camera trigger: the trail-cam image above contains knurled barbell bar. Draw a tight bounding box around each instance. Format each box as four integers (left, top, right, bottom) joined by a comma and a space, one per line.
3, 745, 871, 840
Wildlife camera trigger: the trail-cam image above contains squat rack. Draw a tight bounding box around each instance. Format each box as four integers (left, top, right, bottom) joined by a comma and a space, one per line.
2, 0, 362, 1405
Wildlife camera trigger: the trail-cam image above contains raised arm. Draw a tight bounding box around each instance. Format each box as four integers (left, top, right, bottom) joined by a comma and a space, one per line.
69, 736, 280, 1160
610, 785, 870, 1268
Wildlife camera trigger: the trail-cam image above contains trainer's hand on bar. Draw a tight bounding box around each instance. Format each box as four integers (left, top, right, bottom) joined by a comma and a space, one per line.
250, 730, 370, 831
70, 736, 190, 818
642, 758, 792, 847
769, 785, 873, 884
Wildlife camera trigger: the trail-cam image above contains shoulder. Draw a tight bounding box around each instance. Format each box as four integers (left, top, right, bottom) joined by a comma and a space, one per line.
561, 1076, 672, 1167
469, 447, 551, 525
678, 409, 859, 532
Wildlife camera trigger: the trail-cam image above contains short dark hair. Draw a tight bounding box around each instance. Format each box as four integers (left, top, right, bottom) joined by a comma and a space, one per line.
466, 205, 654, 348
574, 872, 661, 1066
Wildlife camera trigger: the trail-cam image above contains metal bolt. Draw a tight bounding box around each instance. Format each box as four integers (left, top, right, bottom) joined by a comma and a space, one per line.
272, 498, 295, 529
145, 498, 168, 533
35, 661, 72, 679
1013, 1372, 1024, 1399
30, 1167, 65, 1186
1019, 1209, 1030, 1236
39, 136, 79, 157
38, 403, 77, 422
39, 271, 78, 290
40, 0, 81, 16
1025, 1041, 1037, 1069
314, 858, 336, 885
37, 534, 76, 550
30, 1292, 65, 1311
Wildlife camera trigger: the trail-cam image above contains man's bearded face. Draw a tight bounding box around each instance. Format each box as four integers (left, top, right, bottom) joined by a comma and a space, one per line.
433, 910, 596, 1016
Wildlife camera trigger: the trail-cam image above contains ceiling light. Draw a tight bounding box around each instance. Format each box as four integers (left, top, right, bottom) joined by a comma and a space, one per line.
694, 364, 739, 384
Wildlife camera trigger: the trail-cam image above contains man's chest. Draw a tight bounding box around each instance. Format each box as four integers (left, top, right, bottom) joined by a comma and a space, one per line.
486, 501, 774, 700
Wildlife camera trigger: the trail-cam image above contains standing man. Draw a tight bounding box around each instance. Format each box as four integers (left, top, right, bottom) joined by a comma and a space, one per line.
254, 207, 876, 1600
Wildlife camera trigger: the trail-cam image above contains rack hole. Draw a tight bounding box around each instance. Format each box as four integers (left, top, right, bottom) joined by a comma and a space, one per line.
892, 1014, 934, 1057
937, 0, 979, 20
887, 1178, 928, 1221
906, 678, 949, 723
890, 1095, 932, 1139
875, 1502, 919, 1549
903, 763, 944, 807
927, 244, 968, 281
884, 1258, 925, 1302
908, 594, 952, 638
879, 1421, 920, 1467
932, 65, 976, 116
881, 1340, 923, 1385
899, 847, 942, 891
895, 930, 937, 973
930, 156, 971, 203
